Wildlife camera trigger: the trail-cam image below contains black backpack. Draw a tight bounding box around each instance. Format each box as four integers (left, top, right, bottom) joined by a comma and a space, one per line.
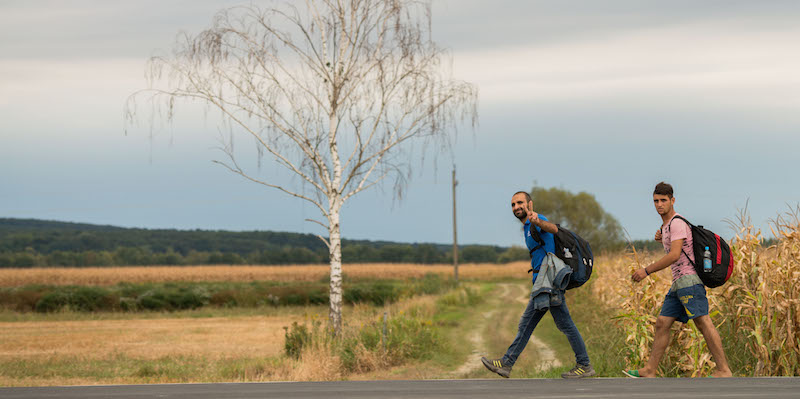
668, 215, 734, 288
530, 225, 594, 290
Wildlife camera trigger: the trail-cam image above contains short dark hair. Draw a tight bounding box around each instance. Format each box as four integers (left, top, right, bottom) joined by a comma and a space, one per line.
653, 182, 673, 198
513, 191, 532, 202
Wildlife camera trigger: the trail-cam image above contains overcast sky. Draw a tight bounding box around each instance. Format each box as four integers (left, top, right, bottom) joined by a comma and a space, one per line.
2, 0, 799, 247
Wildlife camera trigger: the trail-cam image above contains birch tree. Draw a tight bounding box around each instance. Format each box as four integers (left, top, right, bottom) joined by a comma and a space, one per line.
125, 0, 477, 334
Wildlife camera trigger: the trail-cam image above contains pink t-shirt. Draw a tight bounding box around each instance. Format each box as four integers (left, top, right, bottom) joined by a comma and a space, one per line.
661, 214, 696, 282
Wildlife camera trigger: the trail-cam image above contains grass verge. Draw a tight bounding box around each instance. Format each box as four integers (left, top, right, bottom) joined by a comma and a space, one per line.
0, 354, 287, 387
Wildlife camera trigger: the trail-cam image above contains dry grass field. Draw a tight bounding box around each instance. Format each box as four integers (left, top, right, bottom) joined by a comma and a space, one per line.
0, 262, 530, 287
0, 315, 296, 361
0, 294, 451, 386
0, 312, 309, 386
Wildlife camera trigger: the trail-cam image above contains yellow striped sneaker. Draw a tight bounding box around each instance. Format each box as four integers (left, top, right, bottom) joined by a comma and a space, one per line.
561, 364, 595, 378
480, 356, 512, 378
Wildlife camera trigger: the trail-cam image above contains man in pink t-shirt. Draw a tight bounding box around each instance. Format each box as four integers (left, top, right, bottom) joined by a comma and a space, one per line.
661, 213, 696, 281
624, 182, 732, 378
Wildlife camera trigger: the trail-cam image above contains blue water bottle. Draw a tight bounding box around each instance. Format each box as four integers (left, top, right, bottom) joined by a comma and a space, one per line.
703, 246, 712, 273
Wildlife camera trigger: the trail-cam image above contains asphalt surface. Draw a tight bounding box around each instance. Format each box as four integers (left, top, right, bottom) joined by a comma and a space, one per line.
1, 378, 798, 399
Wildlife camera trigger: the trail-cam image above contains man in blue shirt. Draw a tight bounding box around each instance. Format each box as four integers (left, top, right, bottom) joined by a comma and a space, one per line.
480, 191, 593, 378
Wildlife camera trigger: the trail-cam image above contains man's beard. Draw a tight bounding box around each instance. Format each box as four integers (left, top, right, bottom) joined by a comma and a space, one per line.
514, 209, 527, 221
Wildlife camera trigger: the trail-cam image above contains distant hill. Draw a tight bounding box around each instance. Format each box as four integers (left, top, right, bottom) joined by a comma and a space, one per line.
0, 218, 519, 267
0, 218, 128, 232
0, 217, 330, 254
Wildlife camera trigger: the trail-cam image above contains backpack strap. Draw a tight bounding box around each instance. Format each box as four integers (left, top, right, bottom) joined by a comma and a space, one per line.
527, 225, 546, 273
666, 215, 696, 267
671, 214, 692, 229
528, 225, 545, 254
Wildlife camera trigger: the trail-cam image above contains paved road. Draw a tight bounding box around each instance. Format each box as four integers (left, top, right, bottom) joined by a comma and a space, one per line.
2, 378, 798, 399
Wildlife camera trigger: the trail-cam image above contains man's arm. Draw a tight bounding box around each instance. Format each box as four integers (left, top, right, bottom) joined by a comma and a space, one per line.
532, 216, 559, 234
632, 238, 683, 282
527, 201, 558, 234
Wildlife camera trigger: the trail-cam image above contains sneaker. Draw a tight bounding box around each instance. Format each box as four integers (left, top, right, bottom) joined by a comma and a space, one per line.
622, 369, 641, 378
481, 356, 512, 378
561, 364, 596, 379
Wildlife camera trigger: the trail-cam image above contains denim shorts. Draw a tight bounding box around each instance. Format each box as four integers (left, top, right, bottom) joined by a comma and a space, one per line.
660, 283, 708, 323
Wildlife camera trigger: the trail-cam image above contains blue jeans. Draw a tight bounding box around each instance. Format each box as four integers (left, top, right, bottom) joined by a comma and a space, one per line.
501, 292, 590, 367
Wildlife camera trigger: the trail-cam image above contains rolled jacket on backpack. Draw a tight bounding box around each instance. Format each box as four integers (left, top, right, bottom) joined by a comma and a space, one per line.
530, 253, 572, 311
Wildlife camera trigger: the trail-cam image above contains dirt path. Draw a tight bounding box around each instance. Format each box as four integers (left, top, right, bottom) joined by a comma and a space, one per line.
449, 309, 495, 377
449, 283, 561, 377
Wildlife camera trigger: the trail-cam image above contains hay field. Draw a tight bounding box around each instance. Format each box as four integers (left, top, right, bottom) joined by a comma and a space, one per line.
0, 312, 307, 386
0, 315, 295, 361
0, 262, 530, 287
0, 294, 446, 386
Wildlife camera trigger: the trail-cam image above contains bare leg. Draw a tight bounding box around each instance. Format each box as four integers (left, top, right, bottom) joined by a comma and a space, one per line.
692, 315, 733, 377
638, 315, 676, 377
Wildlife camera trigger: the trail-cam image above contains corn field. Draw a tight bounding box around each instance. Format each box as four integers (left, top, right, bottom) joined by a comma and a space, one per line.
594, 207, 800, 377
721, 207, 800, 375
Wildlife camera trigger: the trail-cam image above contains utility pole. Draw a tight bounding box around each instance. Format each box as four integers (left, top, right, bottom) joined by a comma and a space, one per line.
452, 166, 458, 283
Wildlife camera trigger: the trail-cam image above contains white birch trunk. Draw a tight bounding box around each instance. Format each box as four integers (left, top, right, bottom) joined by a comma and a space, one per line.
328, 106, 344, 334
327, 202, 343, 334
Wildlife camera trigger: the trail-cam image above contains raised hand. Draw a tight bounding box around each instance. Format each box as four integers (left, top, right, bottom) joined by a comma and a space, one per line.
527, 201, 539, 224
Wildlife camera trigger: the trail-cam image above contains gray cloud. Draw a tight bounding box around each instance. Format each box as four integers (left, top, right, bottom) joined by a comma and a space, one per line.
432, 0, 800, 50
0, 0, 242, 59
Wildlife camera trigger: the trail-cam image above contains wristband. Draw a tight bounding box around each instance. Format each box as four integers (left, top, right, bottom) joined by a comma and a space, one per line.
644, 267, 650, 276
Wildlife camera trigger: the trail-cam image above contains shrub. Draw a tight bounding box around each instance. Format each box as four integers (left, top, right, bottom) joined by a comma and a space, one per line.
269, 285, 328, 306
344, 282, 399, 306
0, 287, 44, 312
409, 273, 453, 296
136, 290, 170, 311
34, 286, 116, 312
209, 289, 239, 307
436, 286, 481, 307
284, 321, 312, 359
385, 311, 439, 360
34, 291, 70, 313
3, 275, 459, 314
70, 286, 117, 311
136, 285, 210, 311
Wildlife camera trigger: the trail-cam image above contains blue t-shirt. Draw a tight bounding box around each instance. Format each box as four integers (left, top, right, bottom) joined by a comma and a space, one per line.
524, 216, 555, 283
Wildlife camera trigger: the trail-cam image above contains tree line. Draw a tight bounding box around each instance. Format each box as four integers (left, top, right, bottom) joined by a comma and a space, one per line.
0, 218, 528, 267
